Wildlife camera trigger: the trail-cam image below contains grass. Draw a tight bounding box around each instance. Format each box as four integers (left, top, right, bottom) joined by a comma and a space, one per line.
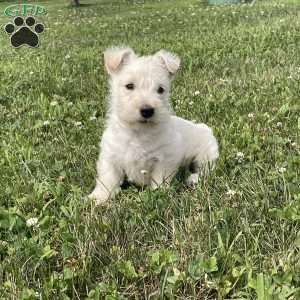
0, 0, 299, 299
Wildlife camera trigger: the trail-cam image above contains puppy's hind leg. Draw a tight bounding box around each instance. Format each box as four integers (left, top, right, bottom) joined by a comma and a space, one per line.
186, 125, 219, 187
186, 160, 201, 187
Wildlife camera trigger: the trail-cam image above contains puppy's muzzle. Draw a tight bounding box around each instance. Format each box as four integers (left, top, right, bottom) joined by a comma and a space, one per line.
140, 105, 155, 119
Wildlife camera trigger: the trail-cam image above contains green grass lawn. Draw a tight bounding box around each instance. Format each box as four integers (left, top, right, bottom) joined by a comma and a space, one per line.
0, 0, 299, 299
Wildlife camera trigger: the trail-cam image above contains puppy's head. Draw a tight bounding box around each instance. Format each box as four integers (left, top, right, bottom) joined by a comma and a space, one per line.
104, 46, 180, 127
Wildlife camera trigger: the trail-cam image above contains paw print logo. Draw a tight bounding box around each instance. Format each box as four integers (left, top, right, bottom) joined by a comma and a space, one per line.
4, 16, 44, 48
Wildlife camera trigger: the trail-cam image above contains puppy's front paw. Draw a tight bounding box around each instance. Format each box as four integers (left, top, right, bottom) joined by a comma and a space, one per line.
88, 189, 109, 206
186, 173, 199, 187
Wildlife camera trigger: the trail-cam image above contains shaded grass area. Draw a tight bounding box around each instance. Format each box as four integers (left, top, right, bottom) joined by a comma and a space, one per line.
0, 0, 299, 299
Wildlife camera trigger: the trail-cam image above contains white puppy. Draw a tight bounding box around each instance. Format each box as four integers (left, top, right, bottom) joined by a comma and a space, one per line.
89, 47, 219, 205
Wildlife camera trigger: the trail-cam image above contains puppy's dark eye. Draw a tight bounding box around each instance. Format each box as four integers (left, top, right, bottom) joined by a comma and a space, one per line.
125, 83, 134, 90
157, 86, 165, 94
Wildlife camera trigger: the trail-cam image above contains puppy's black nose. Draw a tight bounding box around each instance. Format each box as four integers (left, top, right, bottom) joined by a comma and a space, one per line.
140, 105, 154, 119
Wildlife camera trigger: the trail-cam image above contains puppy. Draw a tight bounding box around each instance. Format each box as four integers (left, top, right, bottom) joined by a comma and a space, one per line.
89, 47, 219, 204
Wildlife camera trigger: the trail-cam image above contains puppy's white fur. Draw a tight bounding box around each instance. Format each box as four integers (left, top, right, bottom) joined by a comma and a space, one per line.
89, 47, 219, 204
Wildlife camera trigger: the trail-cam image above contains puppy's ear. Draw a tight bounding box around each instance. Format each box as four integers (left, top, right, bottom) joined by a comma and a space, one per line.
156, 50, 180, 77
104, 47, 136, 75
